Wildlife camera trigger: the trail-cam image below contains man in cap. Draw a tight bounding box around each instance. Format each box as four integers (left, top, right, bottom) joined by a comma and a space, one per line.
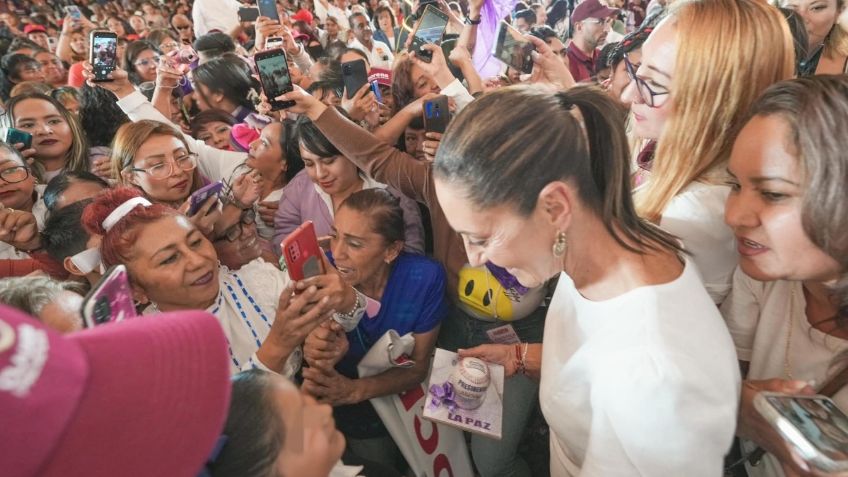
566, 0, 619, 82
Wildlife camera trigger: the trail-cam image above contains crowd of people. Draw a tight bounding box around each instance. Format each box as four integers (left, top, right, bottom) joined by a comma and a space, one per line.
1, 0, 847, 476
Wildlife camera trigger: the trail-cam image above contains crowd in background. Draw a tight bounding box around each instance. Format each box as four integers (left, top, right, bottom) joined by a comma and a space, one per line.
0, 0, 847, 476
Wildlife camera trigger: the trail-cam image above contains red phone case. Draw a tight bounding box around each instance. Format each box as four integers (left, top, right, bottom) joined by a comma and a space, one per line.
281, 221, 324, 283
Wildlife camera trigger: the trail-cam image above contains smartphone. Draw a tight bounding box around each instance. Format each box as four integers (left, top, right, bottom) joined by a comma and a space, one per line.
89, 30, 118, 82
255, 48, 295, 111
265, 36, 284, 50
64, 5, 82, 20
5, 128, 32, 150
81, 265, 138, 328
492, 21, 535, 75
281, 221, 325, 283
258, 0, 281, 22
423, 95, 450, 133
342, 60, 369, 99
754, 393, 848, 473
188, 181, 223, 216
238, 6, 260, 22
408, 4, 449, 63
370, 80, 383, 103
46, 36, 58, 52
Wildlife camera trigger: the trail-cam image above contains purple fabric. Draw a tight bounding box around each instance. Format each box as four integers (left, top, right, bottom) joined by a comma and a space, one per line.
473, 0, 520, 78
272, 170, 426, 256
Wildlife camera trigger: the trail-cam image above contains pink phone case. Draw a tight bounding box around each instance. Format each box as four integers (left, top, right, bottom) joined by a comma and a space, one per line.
82, 265, 137, 328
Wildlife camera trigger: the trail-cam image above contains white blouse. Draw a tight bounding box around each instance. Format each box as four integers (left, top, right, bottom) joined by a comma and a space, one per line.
660, 182, 738, 304
145, 260, 301, 377
540, 260, 741, 477
720, 268, 848, 477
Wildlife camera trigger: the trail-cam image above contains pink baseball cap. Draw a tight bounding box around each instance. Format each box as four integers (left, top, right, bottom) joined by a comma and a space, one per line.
230, 123, 260, 152
368, 68, 392, 87
0, 306, 232, 477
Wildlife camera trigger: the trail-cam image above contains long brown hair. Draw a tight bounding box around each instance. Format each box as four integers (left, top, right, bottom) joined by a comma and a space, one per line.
6, 92, 90, 183
745, 75, 848, 327
637, 0, 795, 222
434, 84, 683, 256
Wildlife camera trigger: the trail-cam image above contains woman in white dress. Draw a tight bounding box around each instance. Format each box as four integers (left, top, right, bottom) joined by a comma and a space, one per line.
433, 84, 740, 476
721, 75, 848, 477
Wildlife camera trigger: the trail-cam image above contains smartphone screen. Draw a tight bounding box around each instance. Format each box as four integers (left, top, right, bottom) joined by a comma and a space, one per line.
764, 395, 848, 461
409, 5, 448, 61
64, 5, 82, 20
82, 265, 137, 328
256, 49, 294, 110
91, 32, 118, 81
493, 21, 534, 75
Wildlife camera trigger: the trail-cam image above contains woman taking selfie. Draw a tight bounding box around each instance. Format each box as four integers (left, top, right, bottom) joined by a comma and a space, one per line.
721, 75, 848, 477
623, 0, 794, 304
82, 186, 364, 376
274, 113, 424, 255
435, 85, 740, 476
301, 189, 445, 470
5, 92, 90, 183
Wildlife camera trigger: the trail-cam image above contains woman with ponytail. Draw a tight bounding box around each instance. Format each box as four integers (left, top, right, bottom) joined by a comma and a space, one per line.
81, 186, 365, 377
721, 75, 848, 477
433, 84, 740, 476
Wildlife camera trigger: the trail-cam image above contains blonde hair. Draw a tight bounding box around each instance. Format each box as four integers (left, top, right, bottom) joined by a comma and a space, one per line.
111, 120, 202, 198
636, 0, 795, 222
826, 0, 848, 58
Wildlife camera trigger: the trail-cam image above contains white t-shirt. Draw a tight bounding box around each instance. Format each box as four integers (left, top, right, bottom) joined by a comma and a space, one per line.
348, 38, 395, 69
720, 268, 848, 477
256, 187, 283, 241
540, 260, 741, 477
192, 0, 243, 36
660, 182, 737, 304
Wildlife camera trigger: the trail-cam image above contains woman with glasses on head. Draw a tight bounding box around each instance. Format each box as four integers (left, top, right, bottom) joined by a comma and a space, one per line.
5, 92, 91, 183
621, 0, 795, 304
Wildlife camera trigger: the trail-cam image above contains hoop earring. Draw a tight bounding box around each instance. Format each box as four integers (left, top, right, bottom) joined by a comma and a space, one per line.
552, 231, 567, 258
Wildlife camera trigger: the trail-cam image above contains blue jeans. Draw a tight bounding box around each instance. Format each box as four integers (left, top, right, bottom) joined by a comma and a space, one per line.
438, 305, 546, 477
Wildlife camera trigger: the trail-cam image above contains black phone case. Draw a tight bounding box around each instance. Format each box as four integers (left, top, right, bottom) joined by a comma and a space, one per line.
424, 96, 450, 133
90, 33, 118, 82
341, 60, 369, 99
238, 7, 260, 22
255, 50, 295, 111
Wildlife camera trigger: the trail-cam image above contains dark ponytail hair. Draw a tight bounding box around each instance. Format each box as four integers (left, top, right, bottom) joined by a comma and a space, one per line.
207, 370, 284, 477
433, 84, 682, 256
744, 75, 848, 328
340, 189, 405, 245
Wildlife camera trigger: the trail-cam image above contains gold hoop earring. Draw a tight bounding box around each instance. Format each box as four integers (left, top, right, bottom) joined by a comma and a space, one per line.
552, 231, 567, 258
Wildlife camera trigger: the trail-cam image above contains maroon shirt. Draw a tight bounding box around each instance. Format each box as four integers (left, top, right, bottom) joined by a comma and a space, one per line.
566, 43, 600, 83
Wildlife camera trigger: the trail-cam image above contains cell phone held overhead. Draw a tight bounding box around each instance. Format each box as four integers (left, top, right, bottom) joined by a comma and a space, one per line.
408, 4, 449, 63
255, 48, 295, 111
492, 21, 535, 75
90, 30, 118, 82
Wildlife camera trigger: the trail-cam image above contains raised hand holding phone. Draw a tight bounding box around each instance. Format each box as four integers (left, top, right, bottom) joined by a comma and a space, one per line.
255, 48, 295, 111
81, 265, 137, 328
89, 30, 118, 82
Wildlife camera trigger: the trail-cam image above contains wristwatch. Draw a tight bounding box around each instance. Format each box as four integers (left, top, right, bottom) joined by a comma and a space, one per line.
464, 15, 481, 25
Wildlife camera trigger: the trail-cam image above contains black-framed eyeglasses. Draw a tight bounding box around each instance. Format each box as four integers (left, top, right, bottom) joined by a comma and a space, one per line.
130, 152, 198, 180
623, 53, 669, 108
216, 208, 256, 242
0, 166, 29, 184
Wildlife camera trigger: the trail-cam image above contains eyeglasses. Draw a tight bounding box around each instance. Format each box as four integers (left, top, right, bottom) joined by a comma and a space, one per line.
0, 166, 29, 184
623, 54, 669, 108
160, 41, 179, 50
134, 55, 161, 68
130, 153, 198, 180
216, 209, 256, 242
